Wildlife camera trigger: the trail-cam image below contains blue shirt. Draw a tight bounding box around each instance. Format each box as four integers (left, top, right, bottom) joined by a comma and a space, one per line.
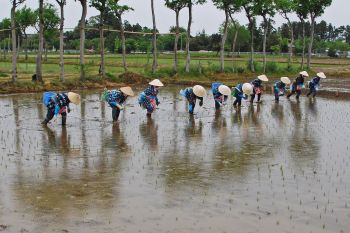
47, 93, 70, 110
107, 90, 127, 108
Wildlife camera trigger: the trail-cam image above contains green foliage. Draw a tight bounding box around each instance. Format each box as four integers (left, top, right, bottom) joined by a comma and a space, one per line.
265, 61, 278, 72
15, 5, 37, 34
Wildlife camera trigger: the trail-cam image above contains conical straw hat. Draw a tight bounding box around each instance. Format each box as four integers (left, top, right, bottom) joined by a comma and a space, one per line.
120, 86, 135, 96
67, 92, 81, 105
281, 77, 291, 84
317, 72, 326, 79
218, 85, 231, 96
258, 74, 269, 82
299, 71, 309, 77
149, 79, 164, 87
193, 85, 207, 97
242, 83, 253, 95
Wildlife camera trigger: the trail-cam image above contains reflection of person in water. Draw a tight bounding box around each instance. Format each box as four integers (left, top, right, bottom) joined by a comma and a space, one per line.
111, 124, 129, 152
44, 126, 71, 155
290, 100, 302, 124
271, 102, 284, 121
139, 117, 158, 150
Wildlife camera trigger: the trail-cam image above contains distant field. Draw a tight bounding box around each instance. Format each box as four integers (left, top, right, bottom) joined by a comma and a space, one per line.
0, 52, 349, 83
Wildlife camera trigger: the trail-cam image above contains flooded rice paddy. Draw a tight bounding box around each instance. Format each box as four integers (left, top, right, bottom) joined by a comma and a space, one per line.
0, 86, 349, 233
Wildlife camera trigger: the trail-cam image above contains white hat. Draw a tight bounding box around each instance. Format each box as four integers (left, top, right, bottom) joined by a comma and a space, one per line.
67, 92, 81, 105
149, 79, 164, 87
258, 74, 269, 82
193, 85, 207, 97
317, 72, 326, 79
281, 77, 291, 85
299, 71, 309, 77
120, 86, 135, 96
218, 85, 231, 96
242, 83, 253, 95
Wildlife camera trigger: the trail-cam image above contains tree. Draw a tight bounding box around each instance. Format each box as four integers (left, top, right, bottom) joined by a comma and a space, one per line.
304, 0, 332, 69
90, 0, 109, 77
15, 6, 37, 60
213, 0, 241, 72
242, 0, 256, 72
37, 4, 60, 62
150, 0, 157, 73
0, 18, 11, 59
55, 0, 66, 82
165, 0, 187, 72
10, 0, 26, 83
184, 0, 206, 72
36, 0, 44, 83
294, 0, 308, 69
76, 0, 87, 81
275, 0, 295, 69
254, 0, 275, 73
108, 0, 133, 72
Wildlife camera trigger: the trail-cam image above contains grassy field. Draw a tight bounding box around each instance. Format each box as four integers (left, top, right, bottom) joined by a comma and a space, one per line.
0, 52, 349, 93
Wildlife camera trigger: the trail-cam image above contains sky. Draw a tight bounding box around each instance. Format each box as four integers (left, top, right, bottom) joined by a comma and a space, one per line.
0, 0, 348, 34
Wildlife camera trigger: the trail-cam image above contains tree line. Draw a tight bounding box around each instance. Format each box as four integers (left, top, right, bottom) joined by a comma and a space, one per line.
2, 0, 348, 83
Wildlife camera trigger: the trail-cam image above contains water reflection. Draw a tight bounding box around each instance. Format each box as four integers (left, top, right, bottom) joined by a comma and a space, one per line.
0, 89, 348, 233
139, 117, 158, 151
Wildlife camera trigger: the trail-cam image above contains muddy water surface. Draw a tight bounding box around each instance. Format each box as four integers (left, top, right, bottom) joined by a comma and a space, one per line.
0, 86, 349, 233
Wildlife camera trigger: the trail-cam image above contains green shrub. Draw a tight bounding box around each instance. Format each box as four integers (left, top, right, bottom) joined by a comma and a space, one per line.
266, 61, 278, 73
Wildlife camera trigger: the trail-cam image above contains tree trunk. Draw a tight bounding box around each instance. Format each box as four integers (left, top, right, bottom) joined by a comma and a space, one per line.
248, 19, 255, 72
17, 34, 20, 59
185, 3, 192, 72
99, 12, 105, 77
173, 9, 180, 73
118, 14, 127, 72
262, 17, 268, 73
11, 1, 17, 82
44, 40, 48, 62
220, 8, 229, 72
301, 19, 305, 69
286, 16, 294, 69
36, 0, 44, 83
151, 0, 157, 73
307, 15, 315, 69
59, 3, 65, 82
79, 0, 87, 81
231, 28, 238, 69
24, 32, 28, 60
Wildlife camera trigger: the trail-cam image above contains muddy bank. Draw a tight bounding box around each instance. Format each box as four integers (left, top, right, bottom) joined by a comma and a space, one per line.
1, 72, 350, 100
0, 87, 349, 233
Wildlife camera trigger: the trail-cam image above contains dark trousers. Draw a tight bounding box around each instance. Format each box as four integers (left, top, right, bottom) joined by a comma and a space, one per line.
287, 90, 301, 99
112, 108, 120, 121
44, 109, 67, 125
250, 93, 261, 102
274, 92, 280, 101
215, 101, 221, 110
307, 88, 317, 97
233, 98, 242, 107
